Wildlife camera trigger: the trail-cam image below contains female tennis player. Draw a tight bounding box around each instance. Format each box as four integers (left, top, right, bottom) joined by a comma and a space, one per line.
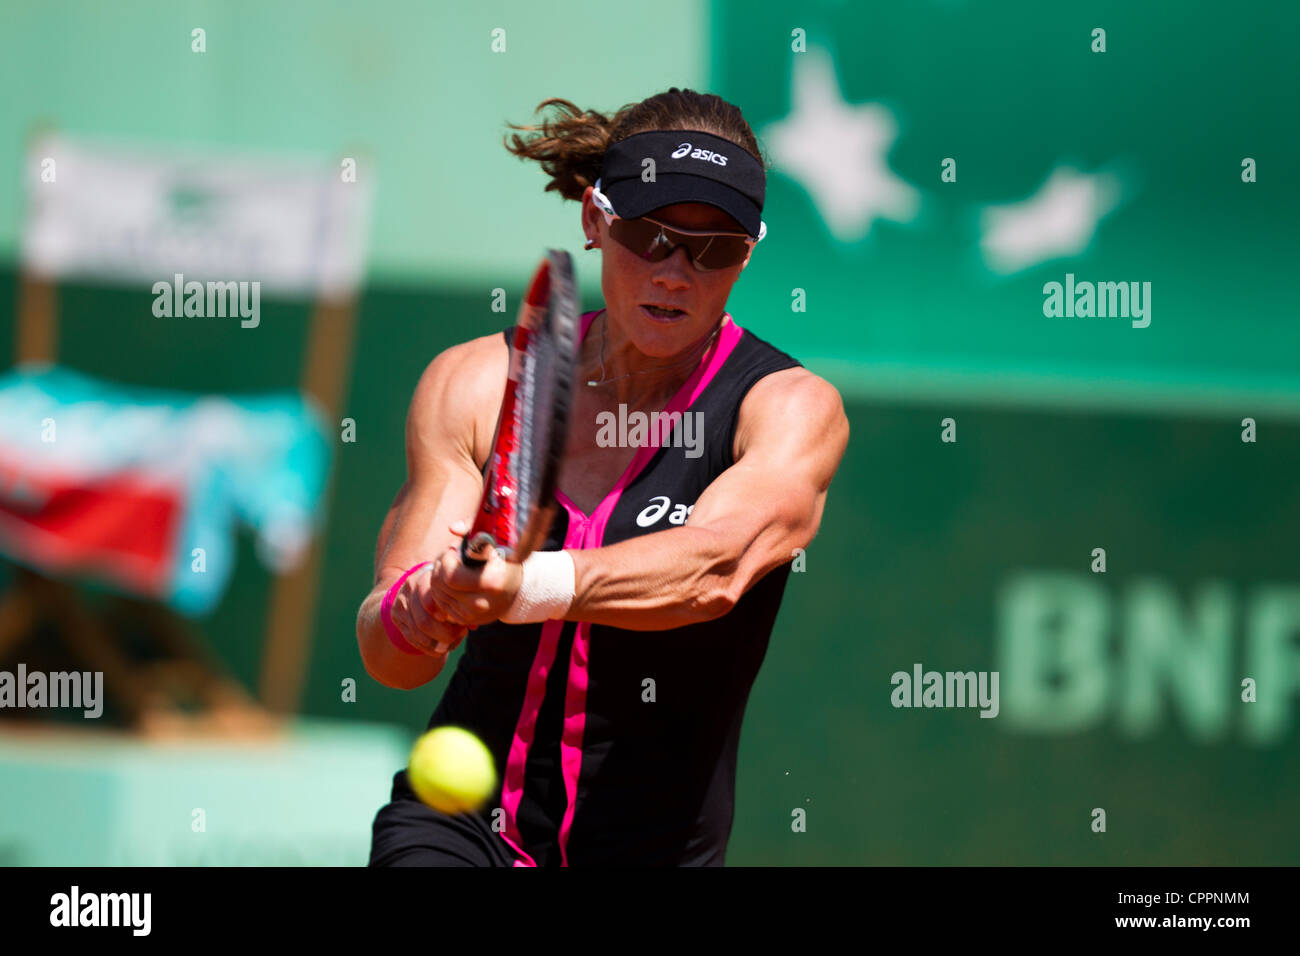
359, 88, 849, 866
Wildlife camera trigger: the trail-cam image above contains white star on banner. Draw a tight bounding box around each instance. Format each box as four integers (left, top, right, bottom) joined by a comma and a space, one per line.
762, 46, 920, 243
979, 165, 1123, 275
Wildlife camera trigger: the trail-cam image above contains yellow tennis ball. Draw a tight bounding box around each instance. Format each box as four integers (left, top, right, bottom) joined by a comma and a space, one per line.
407, 726, 497, 814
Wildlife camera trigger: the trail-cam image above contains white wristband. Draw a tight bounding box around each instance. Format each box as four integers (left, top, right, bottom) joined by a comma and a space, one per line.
501, 550, 576, 624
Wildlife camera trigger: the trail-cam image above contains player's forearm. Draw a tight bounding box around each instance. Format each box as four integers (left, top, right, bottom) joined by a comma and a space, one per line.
565, 525, 781, 630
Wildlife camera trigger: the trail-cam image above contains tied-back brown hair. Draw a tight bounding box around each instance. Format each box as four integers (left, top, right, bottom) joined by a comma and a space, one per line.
503, 88, 767, 201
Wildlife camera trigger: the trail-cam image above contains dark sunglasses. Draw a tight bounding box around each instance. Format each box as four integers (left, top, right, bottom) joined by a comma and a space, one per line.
605, 216, 756, 271
591, 181, 767, 272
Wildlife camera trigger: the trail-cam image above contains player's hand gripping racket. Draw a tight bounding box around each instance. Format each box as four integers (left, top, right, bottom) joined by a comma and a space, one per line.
461, 249, 578, 568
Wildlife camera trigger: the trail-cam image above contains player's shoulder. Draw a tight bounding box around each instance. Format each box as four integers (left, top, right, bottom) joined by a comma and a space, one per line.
734, 361, 847, 458
430, 329, 509, 372
414, 332, 507, 395
407, 331, 509, 432
742, 364, 843, 419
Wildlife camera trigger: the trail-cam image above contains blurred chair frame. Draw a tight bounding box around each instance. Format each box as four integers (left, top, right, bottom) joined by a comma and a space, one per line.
1, 133, 361, 736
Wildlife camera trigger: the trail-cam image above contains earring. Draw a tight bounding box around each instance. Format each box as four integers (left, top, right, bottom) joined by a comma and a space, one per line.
584, 238, 598, 250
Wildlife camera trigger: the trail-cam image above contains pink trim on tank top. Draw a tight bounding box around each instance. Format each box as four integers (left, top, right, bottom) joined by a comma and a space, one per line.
496, 308, 745, 867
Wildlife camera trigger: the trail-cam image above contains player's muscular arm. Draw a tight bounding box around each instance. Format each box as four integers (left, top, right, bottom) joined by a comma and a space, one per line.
356, 335, 505, 689
566, 368, 849, 630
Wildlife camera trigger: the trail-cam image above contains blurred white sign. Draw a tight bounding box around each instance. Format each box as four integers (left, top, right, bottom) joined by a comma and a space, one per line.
22, 134, 373, 299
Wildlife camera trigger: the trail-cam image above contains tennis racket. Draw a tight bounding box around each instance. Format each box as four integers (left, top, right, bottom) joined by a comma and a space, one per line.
461, 249, 578, 568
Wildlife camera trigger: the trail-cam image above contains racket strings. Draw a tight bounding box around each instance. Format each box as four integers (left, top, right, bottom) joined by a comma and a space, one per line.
515, 345, 538, 525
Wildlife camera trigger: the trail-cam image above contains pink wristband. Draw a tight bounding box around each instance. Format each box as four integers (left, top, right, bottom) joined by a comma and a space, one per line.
381, 562, 432, 655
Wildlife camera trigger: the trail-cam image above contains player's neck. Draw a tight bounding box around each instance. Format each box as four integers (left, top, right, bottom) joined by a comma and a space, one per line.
581, 310, 726, 407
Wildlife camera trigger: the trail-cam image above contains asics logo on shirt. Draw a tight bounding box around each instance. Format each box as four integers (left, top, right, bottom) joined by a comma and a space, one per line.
635, 495, 696, 528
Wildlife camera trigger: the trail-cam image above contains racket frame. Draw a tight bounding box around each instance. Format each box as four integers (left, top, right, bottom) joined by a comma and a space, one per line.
461, 250, 578, 567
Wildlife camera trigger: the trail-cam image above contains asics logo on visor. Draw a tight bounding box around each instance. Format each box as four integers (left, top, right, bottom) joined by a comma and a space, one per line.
671, 142, 729, 167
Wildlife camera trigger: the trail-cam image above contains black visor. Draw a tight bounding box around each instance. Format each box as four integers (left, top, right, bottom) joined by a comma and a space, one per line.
598, 129, 766, 239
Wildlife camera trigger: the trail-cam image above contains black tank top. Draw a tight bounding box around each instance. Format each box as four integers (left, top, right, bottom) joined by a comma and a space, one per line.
426, 310, 802, 866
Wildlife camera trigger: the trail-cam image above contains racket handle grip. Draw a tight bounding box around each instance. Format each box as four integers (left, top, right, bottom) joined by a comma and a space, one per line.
461, 532, 494, 568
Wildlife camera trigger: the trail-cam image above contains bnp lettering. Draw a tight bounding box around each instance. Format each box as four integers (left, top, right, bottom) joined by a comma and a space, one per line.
997, 572, 1300, 745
